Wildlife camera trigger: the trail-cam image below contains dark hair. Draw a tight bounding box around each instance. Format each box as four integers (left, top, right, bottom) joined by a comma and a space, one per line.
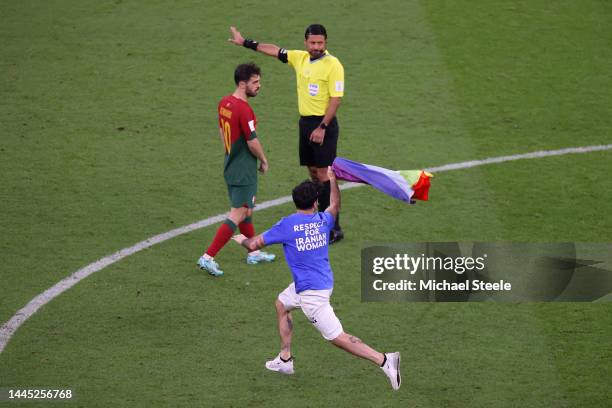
234, 63, 261, 85
292, 180, 320, 210
304, 24, 327, 39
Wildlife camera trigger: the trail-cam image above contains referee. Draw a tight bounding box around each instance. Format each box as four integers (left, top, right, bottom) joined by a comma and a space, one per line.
228, 24, 345, 243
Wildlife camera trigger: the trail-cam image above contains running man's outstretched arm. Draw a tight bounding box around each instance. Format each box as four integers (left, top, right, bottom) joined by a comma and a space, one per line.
233, 233, 265, 252
228, 26, 284, 59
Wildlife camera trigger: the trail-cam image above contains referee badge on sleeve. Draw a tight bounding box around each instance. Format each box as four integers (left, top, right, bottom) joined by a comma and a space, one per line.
335, 81, 344, 92
308, 83, 319, 96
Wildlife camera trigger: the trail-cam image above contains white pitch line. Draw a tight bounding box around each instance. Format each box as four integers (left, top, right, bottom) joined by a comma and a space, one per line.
1, 143, 611, 353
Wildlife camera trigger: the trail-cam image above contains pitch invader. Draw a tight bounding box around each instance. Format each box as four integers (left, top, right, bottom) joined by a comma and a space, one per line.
197, 63, 275, 276
233, 167, 401, 391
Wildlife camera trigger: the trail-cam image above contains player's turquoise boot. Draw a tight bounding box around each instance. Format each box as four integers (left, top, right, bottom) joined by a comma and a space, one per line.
197, 256, 224, 276
246, 251, 276, 265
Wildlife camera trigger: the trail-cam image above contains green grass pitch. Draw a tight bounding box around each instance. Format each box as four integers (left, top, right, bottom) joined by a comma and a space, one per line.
1, 0, 611, 407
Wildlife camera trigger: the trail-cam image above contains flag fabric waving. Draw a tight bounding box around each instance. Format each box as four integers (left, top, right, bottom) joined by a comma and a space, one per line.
331, 157, 432, 203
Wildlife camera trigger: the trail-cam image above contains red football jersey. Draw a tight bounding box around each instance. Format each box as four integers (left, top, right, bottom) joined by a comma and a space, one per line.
218, 95, 258, 185
218, 95, 257, 153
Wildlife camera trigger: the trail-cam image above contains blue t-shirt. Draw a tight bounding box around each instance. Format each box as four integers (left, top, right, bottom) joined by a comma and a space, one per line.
262, 211, 335, 293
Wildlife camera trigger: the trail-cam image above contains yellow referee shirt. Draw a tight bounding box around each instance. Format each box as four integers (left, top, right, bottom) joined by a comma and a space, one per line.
287, 50, 344, 116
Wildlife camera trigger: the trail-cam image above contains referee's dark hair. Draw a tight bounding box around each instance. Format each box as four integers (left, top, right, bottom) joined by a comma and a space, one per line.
305, 24, 327, 39
234, 62, 261, 85
292, 180, 320, 210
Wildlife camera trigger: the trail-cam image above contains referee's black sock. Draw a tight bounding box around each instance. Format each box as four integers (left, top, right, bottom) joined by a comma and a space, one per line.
318, 180, 331, 213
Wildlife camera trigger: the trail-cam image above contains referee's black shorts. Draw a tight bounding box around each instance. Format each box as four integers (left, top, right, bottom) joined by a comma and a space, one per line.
299, 116, 339, 167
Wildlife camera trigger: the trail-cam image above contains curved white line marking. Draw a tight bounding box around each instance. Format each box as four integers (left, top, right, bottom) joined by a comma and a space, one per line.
1, 144, 611, 353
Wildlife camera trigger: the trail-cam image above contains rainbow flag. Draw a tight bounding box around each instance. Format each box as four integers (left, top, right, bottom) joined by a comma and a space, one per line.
331, 157, 433, 203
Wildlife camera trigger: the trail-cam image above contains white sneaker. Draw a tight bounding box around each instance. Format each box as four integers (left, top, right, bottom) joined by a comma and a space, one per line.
265, 354, 294, 375
381, 352, 401, 390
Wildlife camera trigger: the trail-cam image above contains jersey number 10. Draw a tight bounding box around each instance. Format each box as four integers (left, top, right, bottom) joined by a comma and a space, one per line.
221, 119, 232, 154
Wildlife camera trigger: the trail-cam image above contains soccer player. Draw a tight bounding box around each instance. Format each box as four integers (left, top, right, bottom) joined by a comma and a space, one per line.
197, 63, 276, 277
232, 167, 401, 390
228, 24, 346, 244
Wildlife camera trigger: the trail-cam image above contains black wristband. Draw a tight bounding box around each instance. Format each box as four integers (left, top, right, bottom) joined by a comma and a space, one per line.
319, 122, 327, 130
243, 38, 259, 51
278, 48, 288, 63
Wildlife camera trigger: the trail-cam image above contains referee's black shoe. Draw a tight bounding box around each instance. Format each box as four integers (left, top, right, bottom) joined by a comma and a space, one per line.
329, 228, 344, 245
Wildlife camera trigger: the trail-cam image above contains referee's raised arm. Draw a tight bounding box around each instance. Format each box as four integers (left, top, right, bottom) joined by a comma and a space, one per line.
228, 26, 283, 59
